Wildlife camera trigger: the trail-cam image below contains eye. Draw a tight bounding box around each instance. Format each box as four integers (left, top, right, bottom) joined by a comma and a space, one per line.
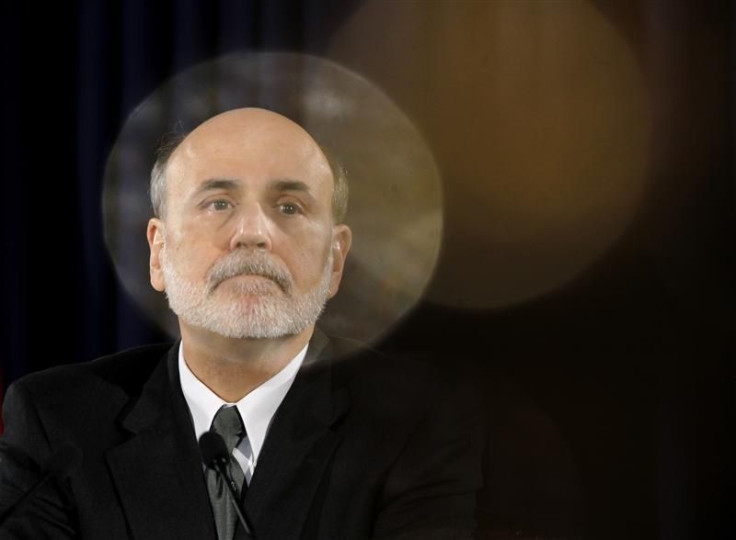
278, 202, 302, 215
207, 199, 233, 211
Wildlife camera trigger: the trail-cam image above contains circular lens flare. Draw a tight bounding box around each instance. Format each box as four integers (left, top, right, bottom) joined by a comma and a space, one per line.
103, 52, 443, 346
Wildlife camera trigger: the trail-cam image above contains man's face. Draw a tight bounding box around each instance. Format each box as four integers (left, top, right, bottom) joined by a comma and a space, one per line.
146, 108, 351, 339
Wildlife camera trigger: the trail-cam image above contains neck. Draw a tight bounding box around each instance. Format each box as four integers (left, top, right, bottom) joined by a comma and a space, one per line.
180, 324, 314, 402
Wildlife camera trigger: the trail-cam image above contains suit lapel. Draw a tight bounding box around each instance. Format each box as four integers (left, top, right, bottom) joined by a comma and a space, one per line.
241, 330, 351, 539
106, 344, 216, 539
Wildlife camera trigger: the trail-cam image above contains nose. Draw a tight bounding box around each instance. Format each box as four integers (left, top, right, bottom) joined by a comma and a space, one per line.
229, 203, 272, 251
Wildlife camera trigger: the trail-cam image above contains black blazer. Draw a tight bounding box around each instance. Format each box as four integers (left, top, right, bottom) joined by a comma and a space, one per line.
0, 332, 485, 539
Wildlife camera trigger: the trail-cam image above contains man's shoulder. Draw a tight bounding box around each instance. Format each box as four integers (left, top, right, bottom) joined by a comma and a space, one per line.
10, 342, 175, 399
327, 336, 483, 423
335, 341, 441, 393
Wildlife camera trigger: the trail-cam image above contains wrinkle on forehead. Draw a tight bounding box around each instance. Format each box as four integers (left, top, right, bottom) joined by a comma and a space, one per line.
166, 108, 334, 201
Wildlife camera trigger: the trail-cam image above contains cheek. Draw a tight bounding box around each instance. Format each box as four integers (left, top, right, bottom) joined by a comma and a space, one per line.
283, 236, 332, 283
165, 235, 216, 279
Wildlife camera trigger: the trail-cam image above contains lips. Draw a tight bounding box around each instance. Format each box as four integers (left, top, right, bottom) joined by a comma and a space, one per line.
229, 273, 280, 288
211, 271, 288, 294
206, 251, 293, 294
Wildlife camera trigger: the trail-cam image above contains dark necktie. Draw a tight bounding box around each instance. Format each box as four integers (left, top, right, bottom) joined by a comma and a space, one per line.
206, 405, 247, 540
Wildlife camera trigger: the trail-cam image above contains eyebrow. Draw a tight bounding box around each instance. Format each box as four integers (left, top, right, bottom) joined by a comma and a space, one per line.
191, 178, 314, 199
193, 178, 240, 196
270, 179, 311, 193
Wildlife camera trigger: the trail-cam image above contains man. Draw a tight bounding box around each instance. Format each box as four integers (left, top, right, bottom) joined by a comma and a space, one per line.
0, 108, 485, 539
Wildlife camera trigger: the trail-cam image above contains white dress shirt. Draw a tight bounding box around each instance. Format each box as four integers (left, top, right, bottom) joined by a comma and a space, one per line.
178, 341, 307, 485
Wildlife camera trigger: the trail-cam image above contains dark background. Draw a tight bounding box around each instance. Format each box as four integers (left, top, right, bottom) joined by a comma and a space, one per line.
1, 1, 733, 539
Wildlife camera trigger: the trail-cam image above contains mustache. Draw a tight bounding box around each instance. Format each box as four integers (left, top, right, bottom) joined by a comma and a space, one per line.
206, 251, 292, 293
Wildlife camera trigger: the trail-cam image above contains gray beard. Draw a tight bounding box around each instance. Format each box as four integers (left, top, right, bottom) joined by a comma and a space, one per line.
161, 246, 332, 339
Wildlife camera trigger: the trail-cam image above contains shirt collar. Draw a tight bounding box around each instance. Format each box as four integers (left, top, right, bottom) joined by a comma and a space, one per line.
178, 340, 307, 462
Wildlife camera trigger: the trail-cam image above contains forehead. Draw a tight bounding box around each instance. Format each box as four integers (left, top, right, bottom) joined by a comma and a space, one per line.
166, 109, 333, 199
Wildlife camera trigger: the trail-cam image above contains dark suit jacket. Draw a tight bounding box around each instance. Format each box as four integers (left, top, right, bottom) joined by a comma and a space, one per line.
0, 331, 485, 539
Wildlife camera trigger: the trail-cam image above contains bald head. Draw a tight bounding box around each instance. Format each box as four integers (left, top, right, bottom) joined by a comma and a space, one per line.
150, 108, 348, 223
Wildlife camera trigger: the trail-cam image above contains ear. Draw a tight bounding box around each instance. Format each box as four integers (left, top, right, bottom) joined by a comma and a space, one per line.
147, 218, 166, 292
328, 224, 352, 298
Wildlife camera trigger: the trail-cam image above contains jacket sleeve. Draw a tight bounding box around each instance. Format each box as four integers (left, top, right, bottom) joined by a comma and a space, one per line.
0, 380, 78, 539
371, 376, 488, 539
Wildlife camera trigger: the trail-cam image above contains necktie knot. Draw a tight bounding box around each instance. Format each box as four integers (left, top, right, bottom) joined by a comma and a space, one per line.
211, 405, 245, 454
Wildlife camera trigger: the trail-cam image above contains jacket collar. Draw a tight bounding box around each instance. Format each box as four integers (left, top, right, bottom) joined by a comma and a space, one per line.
242, 327, 351, 538
106, 344, 215, 539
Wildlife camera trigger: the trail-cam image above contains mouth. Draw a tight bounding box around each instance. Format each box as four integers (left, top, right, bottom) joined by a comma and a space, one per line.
212, 273, 285, 294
